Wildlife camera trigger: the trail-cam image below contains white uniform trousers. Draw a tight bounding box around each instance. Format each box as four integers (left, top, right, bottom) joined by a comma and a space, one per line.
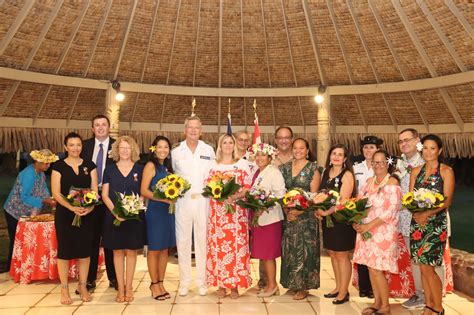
175, 195, 209, 288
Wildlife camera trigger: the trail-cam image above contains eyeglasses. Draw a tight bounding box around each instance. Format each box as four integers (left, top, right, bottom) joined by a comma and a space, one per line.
275, 136, 292, 141
371, 161, 387, 166
237, 138, 250, 143
398, 137, 415, 145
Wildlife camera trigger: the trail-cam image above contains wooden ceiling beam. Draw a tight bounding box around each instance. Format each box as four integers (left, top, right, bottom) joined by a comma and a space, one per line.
113, 0, 138, 79
347, 0, 397, 129
0, 0, 63, 117
0, 1, 35, 55
301, 0, 326, 85
130, 0, 161, 128
392, 0, 464, 131
444, 0, 473, 37
66, 0, 113, 125
368, 0, 428, 131
34, 0, 91, 125
160, 0, 182, 130
326, 0, 367, 131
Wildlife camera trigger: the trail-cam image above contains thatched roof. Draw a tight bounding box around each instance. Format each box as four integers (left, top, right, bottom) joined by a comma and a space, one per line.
0, 0, 473, 157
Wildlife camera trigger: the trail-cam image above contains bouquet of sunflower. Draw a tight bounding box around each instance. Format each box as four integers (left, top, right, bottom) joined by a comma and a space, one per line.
112, 192, 147, 226
279, 188, 316, 212
330, 197, 371, 240
236, 186, 279, 227
63, 187, 102, 227
202, 172, 241, 214
402, 188, 445, 214
153, 174, 191, 213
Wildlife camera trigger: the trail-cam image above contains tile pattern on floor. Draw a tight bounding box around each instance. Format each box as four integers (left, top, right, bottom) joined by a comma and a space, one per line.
0, 256, 471, 314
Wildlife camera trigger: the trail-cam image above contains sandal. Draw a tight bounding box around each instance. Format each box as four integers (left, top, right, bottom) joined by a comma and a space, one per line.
115, 292, 126, 303
149, 281, 167, 301
77, 282, 92, 302
158, 280, 170, 299
293, 290, 308, 300
125, 288, 134, 302
60, 284, 73, 305
362, 307, 379, 314
230, 289, 239, 299
425, 306, 445, 315
217, 288, 227, 298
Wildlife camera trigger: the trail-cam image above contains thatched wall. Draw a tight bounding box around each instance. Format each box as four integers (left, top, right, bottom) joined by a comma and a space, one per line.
1, 127, 472, 159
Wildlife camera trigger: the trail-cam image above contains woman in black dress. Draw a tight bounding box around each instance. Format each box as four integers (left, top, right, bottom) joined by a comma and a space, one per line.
51, 133, 98, 305
315, 144, 356, 304
101, 136, 145, 303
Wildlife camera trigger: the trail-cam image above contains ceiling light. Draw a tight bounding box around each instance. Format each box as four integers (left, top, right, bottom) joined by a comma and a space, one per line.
111, 80, 125, 102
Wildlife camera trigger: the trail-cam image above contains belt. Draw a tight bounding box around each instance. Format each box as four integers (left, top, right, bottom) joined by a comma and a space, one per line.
190, 193, 202, 199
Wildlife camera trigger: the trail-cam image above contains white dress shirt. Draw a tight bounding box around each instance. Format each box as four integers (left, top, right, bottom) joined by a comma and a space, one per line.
354, 160, 373, 193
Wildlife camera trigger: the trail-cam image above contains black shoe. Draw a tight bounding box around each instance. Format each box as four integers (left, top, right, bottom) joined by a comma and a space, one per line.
324, 291, 339, 298
367, 291, 374, 299
109, 279, 118, 290
75, 281, 96, 295
332, 293, 349, 305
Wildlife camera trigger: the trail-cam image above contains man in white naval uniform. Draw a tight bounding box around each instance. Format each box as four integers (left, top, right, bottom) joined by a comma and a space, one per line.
172, 116, 215, 296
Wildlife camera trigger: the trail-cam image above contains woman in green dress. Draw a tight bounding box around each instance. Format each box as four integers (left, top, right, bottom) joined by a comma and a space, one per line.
279, 138, 321, 300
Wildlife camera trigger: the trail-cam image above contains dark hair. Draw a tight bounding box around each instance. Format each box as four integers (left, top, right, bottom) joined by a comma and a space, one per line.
399, 128, 419, 138
292, 137, 315, 162
148, 136, 173, 173
324, 144, 357, 196
421, 134, 444, 163
91, 114, 110, 127
373, 150, 396, 174
275, 125, 294, 138
64, 132, 82, 146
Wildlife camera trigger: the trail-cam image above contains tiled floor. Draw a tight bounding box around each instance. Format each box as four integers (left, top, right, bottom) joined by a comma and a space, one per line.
0, 256, 472, 314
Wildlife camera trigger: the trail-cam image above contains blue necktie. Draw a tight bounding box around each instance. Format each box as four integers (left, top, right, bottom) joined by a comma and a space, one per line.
96, 143, 104, 185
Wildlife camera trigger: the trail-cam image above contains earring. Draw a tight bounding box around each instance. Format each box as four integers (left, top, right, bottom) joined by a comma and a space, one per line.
329, 161, 332, 166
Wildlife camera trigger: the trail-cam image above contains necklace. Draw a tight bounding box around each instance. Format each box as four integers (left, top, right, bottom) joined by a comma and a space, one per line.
368, 174, 390, 193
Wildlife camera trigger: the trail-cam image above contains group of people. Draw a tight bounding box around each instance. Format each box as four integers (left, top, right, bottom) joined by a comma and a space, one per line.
3, 114, 454, 315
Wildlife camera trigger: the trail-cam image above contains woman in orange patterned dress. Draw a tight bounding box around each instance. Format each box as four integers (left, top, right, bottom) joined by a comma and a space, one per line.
206, 134, 252, 299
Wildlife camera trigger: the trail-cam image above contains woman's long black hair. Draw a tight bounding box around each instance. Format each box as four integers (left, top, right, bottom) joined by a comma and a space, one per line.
148, 135, 173, 173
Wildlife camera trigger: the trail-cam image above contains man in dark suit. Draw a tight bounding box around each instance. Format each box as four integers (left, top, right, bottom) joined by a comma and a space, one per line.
80, 114, 117, 292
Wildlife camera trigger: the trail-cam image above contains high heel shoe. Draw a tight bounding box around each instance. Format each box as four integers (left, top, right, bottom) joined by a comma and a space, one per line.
257, 286, 280, 298
332, 293, 349, 305
157, 280, 170, 299
425, 306, 445, 315
149, 281, 166, 301
323, 291, 339, 298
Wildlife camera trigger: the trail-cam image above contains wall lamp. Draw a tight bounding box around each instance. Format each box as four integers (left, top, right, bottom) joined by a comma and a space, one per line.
314, 85, 326, 105
111, 80, 125, 102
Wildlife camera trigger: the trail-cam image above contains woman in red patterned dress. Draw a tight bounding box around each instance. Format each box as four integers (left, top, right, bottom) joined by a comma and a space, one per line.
206, 134, 252, 299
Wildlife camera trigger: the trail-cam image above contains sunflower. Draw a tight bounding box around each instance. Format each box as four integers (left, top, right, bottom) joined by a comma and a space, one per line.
434, 193, 444, 203
165, 187, 179, 199
402, 192, 414, 206
84, 191, 97, 204
346, 201, 356, 210
167, 174, 179, 182
174, 179, 183, 190
211, 185, 222, 199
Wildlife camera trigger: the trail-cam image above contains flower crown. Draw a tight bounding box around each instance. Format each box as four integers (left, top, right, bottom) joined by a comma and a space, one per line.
30, 150, 59, 164
247, 143, 278, 158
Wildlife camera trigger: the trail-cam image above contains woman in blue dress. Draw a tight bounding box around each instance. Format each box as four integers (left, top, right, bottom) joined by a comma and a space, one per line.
141, 135, 176, 301
102, 136, 145, 303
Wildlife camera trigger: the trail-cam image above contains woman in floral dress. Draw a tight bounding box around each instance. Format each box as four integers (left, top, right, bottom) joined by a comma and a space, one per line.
279, 138, 321, 300
206, 134, 252, 299
409, 134, 454, 315
353, 150, 412, 314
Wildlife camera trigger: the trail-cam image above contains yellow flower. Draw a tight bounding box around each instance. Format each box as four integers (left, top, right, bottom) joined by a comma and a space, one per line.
346, 201, 356, 210
438, 203, 444, 208
167, 174, 179, 182
435, 193, 444, 202
67, 194, 72, 199
421, 192, 436, 204
165, 187, 179, 199
149, 145, 156, 152
402, 192, 414, 205
287, 189, 300, 197
84, 191, 97, 204
211, 185, 222, 199
174, 179, 184, 190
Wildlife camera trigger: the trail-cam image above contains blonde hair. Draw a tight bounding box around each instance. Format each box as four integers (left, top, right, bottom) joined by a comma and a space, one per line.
216, 134, 239, 163
184, 115, 202, 128
110, 136, 140, 162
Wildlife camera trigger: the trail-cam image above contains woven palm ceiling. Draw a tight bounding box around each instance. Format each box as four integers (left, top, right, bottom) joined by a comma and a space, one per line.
0, 0, 472, 128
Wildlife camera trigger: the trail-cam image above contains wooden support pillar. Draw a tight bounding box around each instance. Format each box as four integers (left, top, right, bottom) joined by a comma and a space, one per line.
105, 85, 120, 139
317, 91, 330, 167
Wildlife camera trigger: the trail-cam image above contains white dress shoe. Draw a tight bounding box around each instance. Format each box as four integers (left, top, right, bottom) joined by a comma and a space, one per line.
179, 286, 189, 296
198, 286, 208, 296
